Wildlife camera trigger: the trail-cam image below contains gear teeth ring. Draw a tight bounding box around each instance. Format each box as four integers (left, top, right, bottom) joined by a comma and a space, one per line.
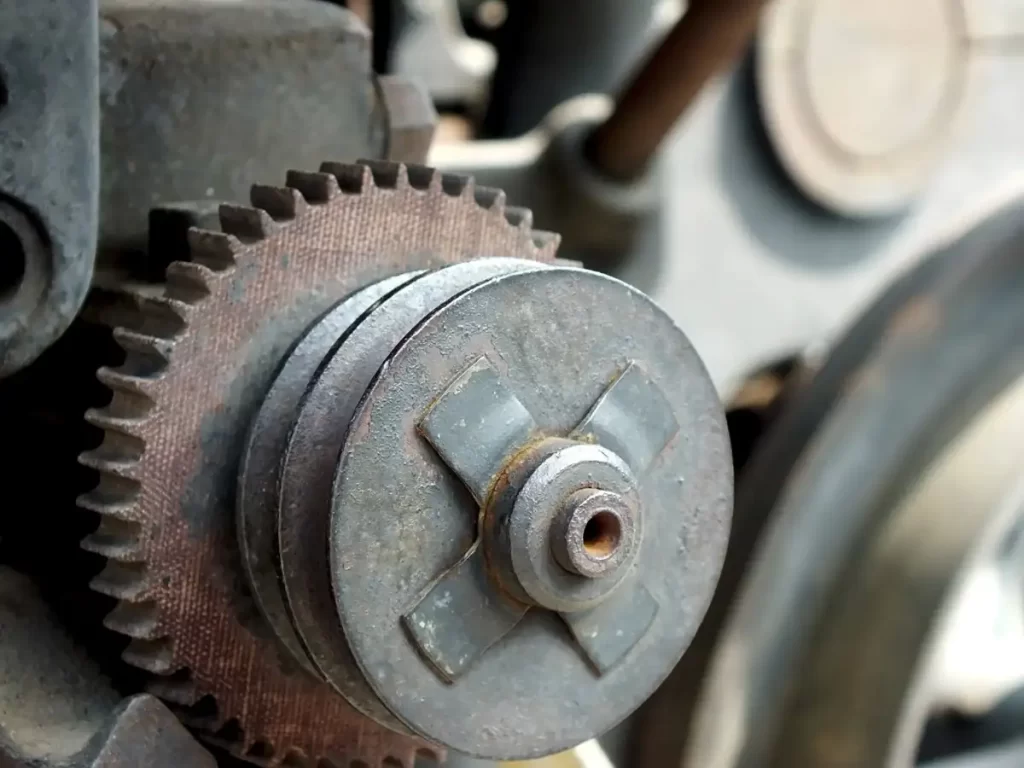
79, 161, 558, 766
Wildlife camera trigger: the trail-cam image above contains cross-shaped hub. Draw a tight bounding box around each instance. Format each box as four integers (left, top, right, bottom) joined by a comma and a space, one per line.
404, 355, 678, 681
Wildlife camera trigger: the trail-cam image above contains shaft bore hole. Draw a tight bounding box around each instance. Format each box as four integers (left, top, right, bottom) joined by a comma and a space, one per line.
0, 218, 27, 303
583, 510, 621, 560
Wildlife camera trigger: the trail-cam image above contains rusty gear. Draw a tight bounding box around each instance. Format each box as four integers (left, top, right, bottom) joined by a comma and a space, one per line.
77, 160, 558, 766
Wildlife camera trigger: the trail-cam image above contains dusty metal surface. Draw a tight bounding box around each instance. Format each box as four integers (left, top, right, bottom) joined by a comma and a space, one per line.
84, 695, 217, 768
0, 0, 99, 377
329, 267, 732, 758
757, 0, 975, 217
97, 0, 387, 259
274, 259, 544, 725
686, 197, 1024, 767
238, 272, 423, 681
79, 160, 558, 765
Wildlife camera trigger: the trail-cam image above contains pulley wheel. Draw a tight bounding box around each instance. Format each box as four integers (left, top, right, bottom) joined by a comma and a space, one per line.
330, 266, 732, 758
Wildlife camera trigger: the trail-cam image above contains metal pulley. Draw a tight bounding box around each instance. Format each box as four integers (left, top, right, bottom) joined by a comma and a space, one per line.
239, 257, 732, 758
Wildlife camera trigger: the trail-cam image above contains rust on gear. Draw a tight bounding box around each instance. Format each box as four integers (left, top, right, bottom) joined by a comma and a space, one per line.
77, 160, 559, 766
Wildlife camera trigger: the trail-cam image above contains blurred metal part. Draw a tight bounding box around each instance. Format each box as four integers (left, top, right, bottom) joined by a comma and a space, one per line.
686, 196, 1024, 767
379, 74, 439, 161
756, 0, 977, 217
430, 44, 1024, 401
588, 0, 768, 182
922, 742, 1024, 768
97, 0, 386, 259
0, 567, 215, 767
480, 0, 669, 138
0, 0, 99, 378
391, 0, 496, 107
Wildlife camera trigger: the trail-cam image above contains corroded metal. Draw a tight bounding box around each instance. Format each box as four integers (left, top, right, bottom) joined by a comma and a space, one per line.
79, 159, 558, 765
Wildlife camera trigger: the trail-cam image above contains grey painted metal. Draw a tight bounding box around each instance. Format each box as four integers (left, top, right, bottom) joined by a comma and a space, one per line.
419, 356, 539, 504
330, 266, 731, 758
0, 0, 99, 377
429, 48, 1024, 401
563, 581, 660, 676
237, 272, 422, 678
378, 74, 439, 163
403, 543, 528, 682
97, 0, 386, 258
276, 259, 545, 724
571, 361, 680, 475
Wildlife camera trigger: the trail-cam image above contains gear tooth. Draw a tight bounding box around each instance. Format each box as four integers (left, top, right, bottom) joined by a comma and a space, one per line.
440, 172, 471, 197
79, 449, 140, 480
114, 327, 173, 357
123, 638, 177, 674
84, 391, 154, 438
187, 228, 241, 271
505, 206, 534, 230
474, 185, 507, 214
177, 694, 223, 731
320, 161, 375, 193
359, 158, 405, 189
165, 260, 216, 304
286, 170, 341, 203
279, 747, 309, 766
111, 329, 172, 385
91, 560, 151, 602
97, 367, 162, 401
148, 675, 201, 707
531, 229, 562, 256
134, 294, 189, 339
219, 204, 277, 241
244, 740, 276, 762
81, 516, 144, 560
251, 184, 306, 221
105, 600, 162, 639
404, 163, 442, 191
77, 488, 141, 522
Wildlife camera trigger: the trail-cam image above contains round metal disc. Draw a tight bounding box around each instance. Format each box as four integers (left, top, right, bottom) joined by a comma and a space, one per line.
237, 272, 423, 675
756, 0, 974, 217
275, 258, 549, 723
329, 267, 732, 758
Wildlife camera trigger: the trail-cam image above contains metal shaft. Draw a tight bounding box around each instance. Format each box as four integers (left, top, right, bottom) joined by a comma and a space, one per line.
587, 0, 769, 181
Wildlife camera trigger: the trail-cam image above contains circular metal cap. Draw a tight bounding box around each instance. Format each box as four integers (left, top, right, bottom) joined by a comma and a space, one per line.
329, 266, 732, 759
757, 0, 973, 217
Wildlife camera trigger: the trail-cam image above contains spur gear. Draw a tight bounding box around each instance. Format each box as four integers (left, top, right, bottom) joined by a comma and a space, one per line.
77, 160, 559, 766
77, 158, 732, 764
